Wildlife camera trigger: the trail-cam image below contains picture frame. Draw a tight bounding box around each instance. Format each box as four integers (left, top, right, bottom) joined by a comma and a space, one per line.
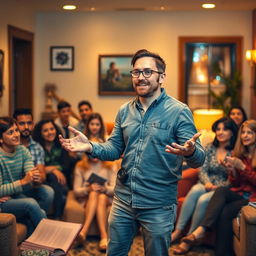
0, 50, 4, 97
50, 46, 74, 71
98, 55, 135, 95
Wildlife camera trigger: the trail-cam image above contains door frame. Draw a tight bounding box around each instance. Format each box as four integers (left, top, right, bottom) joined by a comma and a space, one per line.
178, 36, 243, 104
8, 25, 34, 115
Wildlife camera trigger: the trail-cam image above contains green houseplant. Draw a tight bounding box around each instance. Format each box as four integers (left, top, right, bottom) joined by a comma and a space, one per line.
209, 65, 241, 115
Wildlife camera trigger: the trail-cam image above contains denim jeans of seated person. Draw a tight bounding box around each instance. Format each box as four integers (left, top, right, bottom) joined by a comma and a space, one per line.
107, 196, 177, 256
23, 184, 54, 213
0, 196, 46, 235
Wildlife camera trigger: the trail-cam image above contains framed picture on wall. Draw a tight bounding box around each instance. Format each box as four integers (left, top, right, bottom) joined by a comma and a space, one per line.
98, 54, 135, 95
50, 46, 74, 71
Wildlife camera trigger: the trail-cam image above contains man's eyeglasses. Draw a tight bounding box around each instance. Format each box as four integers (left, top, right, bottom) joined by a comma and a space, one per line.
130, 69, 163, 78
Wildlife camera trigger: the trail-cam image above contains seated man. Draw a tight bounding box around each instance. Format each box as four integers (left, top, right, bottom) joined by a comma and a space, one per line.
55, 101, 78, 138
76, 100, 93, 133
54, 101, 79, 188
0, 117, 49, 235
13, 108, 54, 213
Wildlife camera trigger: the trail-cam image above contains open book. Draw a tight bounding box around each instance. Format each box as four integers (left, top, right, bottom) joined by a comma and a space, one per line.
20, 219, 82, 255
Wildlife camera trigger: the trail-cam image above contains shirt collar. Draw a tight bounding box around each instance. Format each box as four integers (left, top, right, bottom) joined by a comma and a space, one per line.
134, 88, 166, 108
28, 136, 37, 146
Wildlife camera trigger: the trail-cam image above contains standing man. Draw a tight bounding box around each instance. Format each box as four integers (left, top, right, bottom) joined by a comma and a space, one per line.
60, 49, 205, 256
76, 100, 93, 133
13, 108, 54, 213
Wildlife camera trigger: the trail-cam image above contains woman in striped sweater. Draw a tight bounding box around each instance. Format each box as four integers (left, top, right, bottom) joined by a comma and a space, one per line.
0, 117, 46, 234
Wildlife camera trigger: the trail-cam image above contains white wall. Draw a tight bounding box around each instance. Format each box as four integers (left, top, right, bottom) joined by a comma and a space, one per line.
35, 10, 252, 123
0, 1, 35, 115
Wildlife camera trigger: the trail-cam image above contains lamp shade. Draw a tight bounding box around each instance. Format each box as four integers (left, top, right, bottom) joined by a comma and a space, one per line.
193, 109, 224, 131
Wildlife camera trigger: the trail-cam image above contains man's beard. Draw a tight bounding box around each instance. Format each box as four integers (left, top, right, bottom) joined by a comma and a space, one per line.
134, 79, 159, 98
20, 130, 31, 139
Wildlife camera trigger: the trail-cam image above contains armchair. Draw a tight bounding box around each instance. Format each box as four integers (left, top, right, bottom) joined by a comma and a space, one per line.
233, 205, 256, 256
0, 213, 27, 256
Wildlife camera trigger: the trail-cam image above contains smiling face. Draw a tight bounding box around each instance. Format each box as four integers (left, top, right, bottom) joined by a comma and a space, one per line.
79, 104, 92, 121
88, 118, 101, 137
229, 108, 244, 126
215, 122, 233, 144
241, 125, 256, 147
0, 124, 20, 152
132, 57, 164, 98
41, 122, 57, 143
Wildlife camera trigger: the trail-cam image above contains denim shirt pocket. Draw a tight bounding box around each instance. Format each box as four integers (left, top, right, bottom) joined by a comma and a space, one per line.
149, 122, 171, 146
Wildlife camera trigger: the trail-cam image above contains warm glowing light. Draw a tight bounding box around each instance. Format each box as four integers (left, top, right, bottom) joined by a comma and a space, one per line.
193, 109, 224, 131
63, 5, 77, 10
202, 3, 216, 9
160, 6, 165, 11
90, 7, 95, 11
246, 49, 256, 64
198, 74, 207, 83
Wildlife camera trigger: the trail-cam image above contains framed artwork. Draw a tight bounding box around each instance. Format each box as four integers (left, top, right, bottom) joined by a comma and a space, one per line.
0, 50, 4, 97
98, 54, 134, 95
50, 46, 74, 71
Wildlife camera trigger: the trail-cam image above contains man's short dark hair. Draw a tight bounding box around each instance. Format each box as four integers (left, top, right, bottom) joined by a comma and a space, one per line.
13, 108, 33, 120
78, 100, 92, 110
131, 49, 166, 73
57, 101, 71, 111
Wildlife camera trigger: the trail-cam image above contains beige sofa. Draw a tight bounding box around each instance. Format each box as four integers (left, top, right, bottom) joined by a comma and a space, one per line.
0, 213, 27, 256
63, 190, 111, 236
233, 205, 256, 256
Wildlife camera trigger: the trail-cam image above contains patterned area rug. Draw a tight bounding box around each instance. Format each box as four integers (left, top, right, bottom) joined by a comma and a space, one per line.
67, 236, 215, 256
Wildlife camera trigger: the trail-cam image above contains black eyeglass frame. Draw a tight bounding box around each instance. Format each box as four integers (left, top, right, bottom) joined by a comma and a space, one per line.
130, 69, 163, 78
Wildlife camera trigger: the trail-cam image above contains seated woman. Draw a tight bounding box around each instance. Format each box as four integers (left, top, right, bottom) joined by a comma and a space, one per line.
0, 117, 46, 235
74, 113, 116, 251
172, 117, 238, 254
33, 119, 71, 219
228, 106, 247, 128
181, 120, 256, 256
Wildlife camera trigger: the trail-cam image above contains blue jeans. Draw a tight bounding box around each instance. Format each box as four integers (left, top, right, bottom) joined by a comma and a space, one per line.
175, 183, 214, 234
107, 197, 177, 256
45, 173, 68, 218
0, 195, 46, 235
23, 184, 54, 213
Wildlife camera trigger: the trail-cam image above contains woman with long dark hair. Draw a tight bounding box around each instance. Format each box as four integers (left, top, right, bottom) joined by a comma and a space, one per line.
33, 119, 71, 219
172, 117, 238, 254
182, 120, 256, 256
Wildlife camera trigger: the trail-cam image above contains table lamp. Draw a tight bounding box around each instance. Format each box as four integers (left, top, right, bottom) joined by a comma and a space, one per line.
193, 109, 224, 146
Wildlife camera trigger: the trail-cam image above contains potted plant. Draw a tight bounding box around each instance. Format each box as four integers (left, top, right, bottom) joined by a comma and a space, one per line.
209, 65, 241, 115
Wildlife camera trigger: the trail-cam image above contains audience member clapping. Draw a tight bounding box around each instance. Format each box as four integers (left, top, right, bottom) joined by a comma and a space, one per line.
172, 117, 238, 254
0, 117, 47, 235
181, 120, 256, 256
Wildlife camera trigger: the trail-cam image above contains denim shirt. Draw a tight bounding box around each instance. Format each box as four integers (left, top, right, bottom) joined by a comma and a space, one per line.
91, 89, 205, 208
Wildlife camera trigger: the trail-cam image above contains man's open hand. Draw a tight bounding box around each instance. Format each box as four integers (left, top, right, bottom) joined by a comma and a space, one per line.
165, 132, 201, 156
59, 126, 92, 152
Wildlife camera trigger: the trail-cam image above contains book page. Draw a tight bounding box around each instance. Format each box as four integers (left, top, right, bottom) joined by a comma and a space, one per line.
24, 219, 82, 253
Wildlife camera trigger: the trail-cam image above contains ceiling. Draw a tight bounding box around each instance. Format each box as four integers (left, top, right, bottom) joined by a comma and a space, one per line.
9, 0, 256, 12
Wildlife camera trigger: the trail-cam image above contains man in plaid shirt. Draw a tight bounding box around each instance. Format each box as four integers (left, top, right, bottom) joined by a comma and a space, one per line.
13, 108, 54, 213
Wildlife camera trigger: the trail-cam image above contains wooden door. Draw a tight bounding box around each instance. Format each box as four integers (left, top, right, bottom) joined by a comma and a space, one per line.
8, 25, 34, 115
